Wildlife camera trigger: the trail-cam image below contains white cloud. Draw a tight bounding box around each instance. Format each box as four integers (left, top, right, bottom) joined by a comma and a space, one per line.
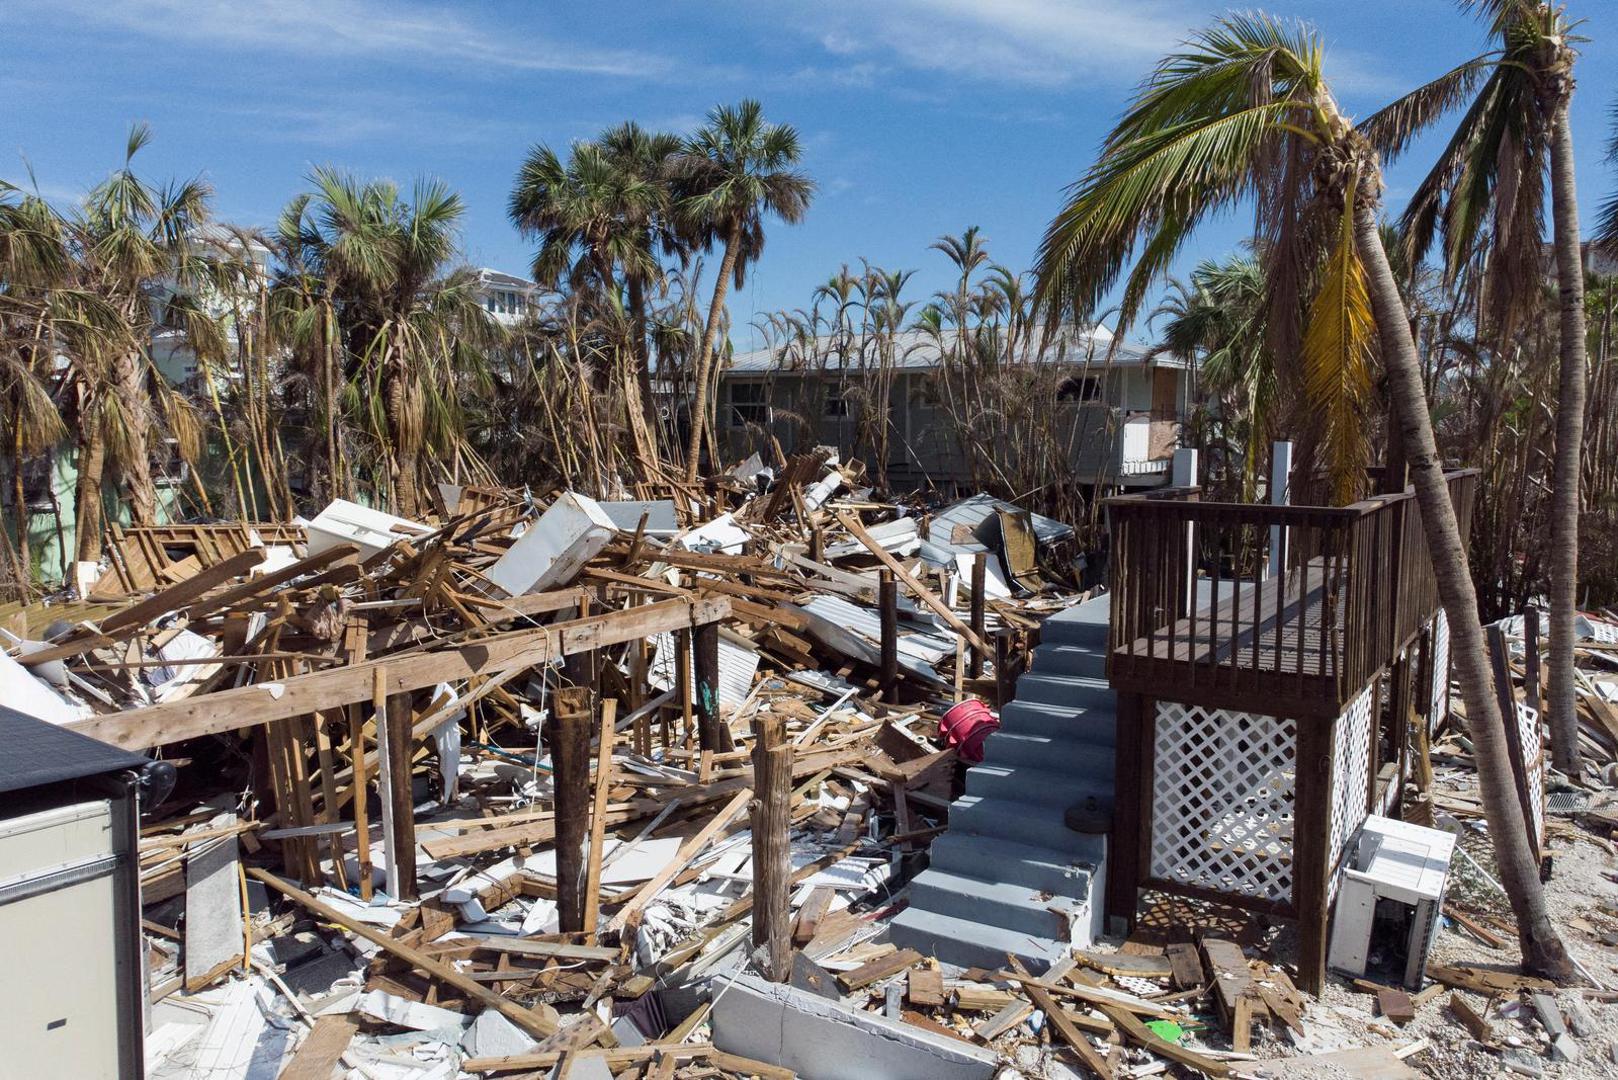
33, 0, 669, 79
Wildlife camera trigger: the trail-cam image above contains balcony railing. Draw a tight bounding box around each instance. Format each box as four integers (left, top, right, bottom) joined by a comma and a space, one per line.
1105, 469, 1479, 715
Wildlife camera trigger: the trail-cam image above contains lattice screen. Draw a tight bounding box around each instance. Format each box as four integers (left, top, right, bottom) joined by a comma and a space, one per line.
1150, 702, 1296, 905
1429, 610, 1451, 733
1517, 701, 1546, 848
1327, 683, 1375, 901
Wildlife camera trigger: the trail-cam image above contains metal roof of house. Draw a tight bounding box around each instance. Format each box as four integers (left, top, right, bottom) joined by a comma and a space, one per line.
725, 325, 1173, 375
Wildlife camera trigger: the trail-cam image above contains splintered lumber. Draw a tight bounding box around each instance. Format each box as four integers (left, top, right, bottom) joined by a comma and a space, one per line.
1425, 963, 1556, 996
280, 1014, 357, 1080
835, 511, 991, 656
973, 1000, 1035, 1041
551, 687, 592, 933
836, 948, 923, 993
1449, 994, 1494, 1042
1096, 1002, 1233, 1077
908, 966, 945, 1008
183, 543, 357, 621
606, 787, 753, 933
247, 867, 561, 1040
1202, 937, 1263, 1043
1164, 942, 1206, 990
1377, 988, 1415, 1026
1075, 950, 1175, 980
752, 716, 794, 982
1005, 957, 1113, 1078
792, 885, 834, 946
69, 595, 731, 749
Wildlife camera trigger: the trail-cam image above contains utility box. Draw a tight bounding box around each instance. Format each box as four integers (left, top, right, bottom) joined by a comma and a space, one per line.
0, 708, 148, 1078
305, 498, 431, 560
1327, 815, 1455, 990
485, 491, 618, 596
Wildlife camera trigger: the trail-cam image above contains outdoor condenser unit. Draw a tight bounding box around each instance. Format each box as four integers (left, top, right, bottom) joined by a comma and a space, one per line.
0, 707, 148, 1079
1327, 815, 1456, 991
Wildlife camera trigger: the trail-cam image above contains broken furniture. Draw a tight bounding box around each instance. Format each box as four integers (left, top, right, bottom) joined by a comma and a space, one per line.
1327, 814, 1455, 990
0, 708, 148, 1078
1103, 469, 1479, 992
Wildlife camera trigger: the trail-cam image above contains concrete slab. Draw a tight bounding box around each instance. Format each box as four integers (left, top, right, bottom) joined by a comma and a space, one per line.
710, 973, 998, 1080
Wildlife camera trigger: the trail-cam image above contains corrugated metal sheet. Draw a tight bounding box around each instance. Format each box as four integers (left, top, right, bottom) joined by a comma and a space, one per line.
792, 594, 954, 686
925, 493, 1074, 556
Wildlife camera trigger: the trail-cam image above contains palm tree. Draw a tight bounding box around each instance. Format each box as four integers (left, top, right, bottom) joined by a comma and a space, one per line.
1364, 0, 1588, 776
69, 124, 224, 552
675, 100, 814, 482
1593, 94, 1616, 255
509, 125, 682, 470
276, 169, 499, 517
1153, 254, 1276, 504
1032, 13, 1572, 979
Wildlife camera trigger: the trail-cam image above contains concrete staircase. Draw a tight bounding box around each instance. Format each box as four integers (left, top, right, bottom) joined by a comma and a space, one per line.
890, 594, 1115, 970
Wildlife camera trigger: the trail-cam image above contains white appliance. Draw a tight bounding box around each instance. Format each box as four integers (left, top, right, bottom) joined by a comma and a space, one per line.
1327, 814, 1456, 990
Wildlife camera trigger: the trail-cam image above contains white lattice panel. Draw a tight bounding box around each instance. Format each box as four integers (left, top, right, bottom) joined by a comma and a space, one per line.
1430, 610, 1451, 733
1150, 702, 1296, 905
1328, 683, 1375, 900
1518, 701, 1546, 847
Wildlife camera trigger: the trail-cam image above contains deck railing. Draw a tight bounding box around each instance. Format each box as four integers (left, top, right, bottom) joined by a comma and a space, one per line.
1105, 469, 1478, 714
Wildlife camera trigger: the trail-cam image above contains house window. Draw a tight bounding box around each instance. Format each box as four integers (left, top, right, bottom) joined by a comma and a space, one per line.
822, 390, 850, 418
1057, 375, 1102, 402
728, 382, 768, 426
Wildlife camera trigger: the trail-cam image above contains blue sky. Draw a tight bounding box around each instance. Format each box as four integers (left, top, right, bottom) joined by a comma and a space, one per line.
6, 1, 1616, 347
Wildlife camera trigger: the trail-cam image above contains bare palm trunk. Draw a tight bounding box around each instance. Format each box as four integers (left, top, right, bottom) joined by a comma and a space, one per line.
1355, 200, 1575, 980
684, 230, 741, 484
385, 366, 420, 518
112, 348, 158, 525
74, 426, 106, 565
11, 423, 32, 592
626, 274, 661, 463
1546, 95, 1588, 777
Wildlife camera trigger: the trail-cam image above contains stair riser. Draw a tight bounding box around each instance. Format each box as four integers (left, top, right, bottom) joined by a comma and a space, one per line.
981, 732, 1116, 768
964, 766, 1112, 807
907, 879, 1079, 939
994, 708, 1117, 746
1011, 679, 1114, 711
952, 802, 1111, 857
1033, 650, 1108, 679
929, 841, 1097, 896
889, 917, 1063, 971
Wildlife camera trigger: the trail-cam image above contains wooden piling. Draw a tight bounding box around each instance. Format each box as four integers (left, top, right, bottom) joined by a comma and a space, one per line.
694, 620, 723, 751
969, 553, 987, 680
551, 687, 593, 933
878, 569, 898, 702
752, 714, 793, 981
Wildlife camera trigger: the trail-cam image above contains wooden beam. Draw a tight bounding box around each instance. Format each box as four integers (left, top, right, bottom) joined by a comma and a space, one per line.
582, 699, 616, 938
247, 867, 561, 1040
878, 569, 899, 702
693, 621, 722, 750
751, 718, 793, 981
835, 511, 991, 655
184, 544, 357, 622
70, 596, 732, 750
380, 686, 418, 901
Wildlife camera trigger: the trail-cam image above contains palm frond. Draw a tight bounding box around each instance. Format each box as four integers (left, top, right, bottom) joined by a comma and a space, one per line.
1300, 189, 1374, 505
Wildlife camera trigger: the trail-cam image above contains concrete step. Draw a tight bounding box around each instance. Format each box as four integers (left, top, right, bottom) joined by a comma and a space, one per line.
929, 832, 1101, 897
1010, 673, 1113, 711
963, 760, 1111, 810
1032, 644, 1108, 679
996, 700, 1116, 746
979, 729, 1113, 773
906, 866, 1091, 941
1037, 616, 1109, 651
889, 904, 1068, 971
949, 795, 1111, 859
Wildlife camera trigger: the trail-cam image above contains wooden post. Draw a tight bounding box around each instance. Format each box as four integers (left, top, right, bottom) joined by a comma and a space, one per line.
994, 629, 1016, 707
374, 675, 418, 901
693, 620, 723, 751
352, 644, 374, 900
676, 628, 693, 747
551, 687, 593, 933
968, 553, 987, 680
1488, 624, 1540, 863
878, 569, 899, 702
1106, 693, 1150, 932
1266, 442, 1291, 582
583, 700, 617, 938
1293, 715, 1334, 995
752, 714, 793, 981
563, 594, 598, 697
1523, 606, 1544, 722
810, 527, 824, 564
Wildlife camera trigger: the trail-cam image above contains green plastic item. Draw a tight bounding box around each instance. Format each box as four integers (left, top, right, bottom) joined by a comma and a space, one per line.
1144, 1019, 1185, 1044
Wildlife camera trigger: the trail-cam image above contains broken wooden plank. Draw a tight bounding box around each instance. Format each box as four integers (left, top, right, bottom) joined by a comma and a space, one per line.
279, 1014, 358, 1080
836, 948, 924, 993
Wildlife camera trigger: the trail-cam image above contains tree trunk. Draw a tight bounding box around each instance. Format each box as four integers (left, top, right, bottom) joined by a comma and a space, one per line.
113, 348, 158, 526
11, 422, 32, 593
683, 230, 741, 484
385, 366, 420, 519
1546, 95, 1588, 777
626, 274, 661, 462
74, 424, 106, 565
1354, 201, 1575, 981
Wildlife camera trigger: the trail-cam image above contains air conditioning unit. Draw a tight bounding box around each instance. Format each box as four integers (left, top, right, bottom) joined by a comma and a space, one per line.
1327, 815, 1456, 990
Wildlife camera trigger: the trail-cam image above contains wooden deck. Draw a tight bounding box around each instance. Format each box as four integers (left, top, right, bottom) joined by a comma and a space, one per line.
1105, 470, 1479, 717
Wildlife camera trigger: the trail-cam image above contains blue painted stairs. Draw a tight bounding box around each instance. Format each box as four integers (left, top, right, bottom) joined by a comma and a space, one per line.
890, 594, 1116, 970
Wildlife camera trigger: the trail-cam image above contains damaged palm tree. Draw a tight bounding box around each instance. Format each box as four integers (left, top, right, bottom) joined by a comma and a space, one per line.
1033, 12, 1573, 979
